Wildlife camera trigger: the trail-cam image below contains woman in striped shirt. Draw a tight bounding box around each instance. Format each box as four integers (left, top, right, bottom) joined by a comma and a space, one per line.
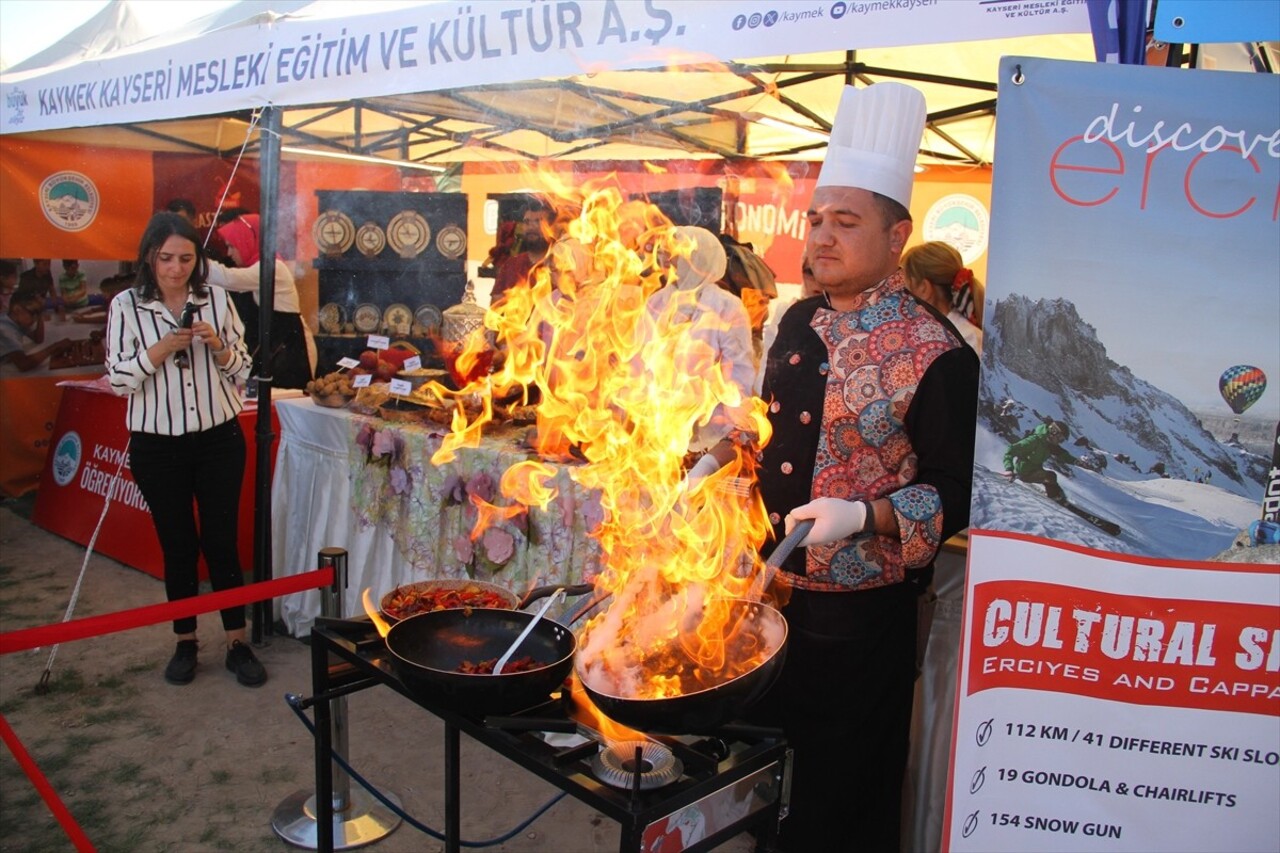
106, 212, 266, 688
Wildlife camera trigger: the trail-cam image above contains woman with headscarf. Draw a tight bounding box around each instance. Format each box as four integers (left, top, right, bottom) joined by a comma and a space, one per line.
207, 213, 316, 389
645, 226, 756, 454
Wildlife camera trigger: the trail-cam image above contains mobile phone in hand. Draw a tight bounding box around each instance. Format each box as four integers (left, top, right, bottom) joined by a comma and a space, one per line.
175, 303, 197, 368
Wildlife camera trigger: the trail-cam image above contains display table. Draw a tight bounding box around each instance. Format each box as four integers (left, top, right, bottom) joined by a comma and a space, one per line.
271, 397, 604, 636
0, 315, 108, 497
30, 379, 287, 580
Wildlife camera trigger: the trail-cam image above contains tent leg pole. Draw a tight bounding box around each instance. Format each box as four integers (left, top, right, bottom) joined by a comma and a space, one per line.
252, 105, 282, 645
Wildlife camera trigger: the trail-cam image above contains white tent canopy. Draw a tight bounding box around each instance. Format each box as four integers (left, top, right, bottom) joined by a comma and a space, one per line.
2, 0, 1099, 167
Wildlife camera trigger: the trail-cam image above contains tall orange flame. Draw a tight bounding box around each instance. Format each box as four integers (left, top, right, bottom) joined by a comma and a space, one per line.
435, 169, 777, 704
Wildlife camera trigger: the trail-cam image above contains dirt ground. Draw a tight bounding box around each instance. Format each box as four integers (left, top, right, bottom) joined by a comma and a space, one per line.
0, 497, 758, 853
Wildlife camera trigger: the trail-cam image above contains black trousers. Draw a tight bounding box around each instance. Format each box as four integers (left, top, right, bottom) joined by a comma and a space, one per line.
748, 581, 918, 852
129, 419, 247, 635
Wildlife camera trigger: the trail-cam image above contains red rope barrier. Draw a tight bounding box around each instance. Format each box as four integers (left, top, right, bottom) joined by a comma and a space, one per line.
0, 568, 333, 655
0, 713, 96, 852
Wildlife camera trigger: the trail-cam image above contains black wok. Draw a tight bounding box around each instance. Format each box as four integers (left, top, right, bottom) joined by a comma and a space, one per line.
574, 598, 788, 734
386, 607, 576, 715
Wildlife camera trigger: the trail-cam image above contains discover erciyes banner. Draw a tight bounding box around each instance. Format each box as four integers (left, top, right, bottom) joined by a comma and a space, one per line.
946, 56, 1280, 852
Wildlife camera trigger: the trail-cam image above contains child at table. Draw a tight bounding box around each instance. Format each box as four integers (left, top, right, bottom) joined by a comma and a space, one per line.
0, 287, 74, 372
58, 259, 90, 310
0, 260, 16, 314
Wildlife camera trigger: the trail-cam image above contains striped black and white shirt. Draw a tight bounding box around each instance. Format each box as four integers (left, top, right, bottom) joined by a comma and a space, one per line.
106, 287, 249, 435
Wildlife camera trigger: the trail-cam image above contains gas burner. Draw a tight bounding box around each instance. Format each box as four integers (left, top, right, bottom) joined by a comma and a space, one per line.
591, 740, 683, 790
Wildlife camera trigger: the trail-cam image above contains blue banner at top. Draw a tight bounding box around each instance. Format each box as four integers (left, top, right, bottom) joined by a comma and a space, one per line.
1155, 0, 1280, 43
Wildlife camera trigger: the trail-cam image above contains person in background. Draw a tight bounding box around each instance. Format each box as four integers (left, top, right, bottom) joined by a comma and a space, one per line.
901, 240, 984, 352
57, 259, 90, 310
695, 83, 978, 851
0, 260, 17, 313
98, 273, 134, 306
491, 201, 555, 304
105, 212, 265, 688
165, 198, 197, 223
898, 245, 980, 850
0, 286, 74, 371
480, 219, 518, 282
18, 258, 54, 305
208, 212, 316, 389
715, 233, 778, 367
755, 260, 823, 395
647, 226, 756, 454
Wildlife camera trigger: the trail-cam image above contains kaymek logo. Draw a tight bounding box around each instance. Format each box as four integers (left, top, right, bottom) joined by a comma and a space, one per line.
39, 171, 100, 232
51, 432, 82, 487
4, 86, 28, 126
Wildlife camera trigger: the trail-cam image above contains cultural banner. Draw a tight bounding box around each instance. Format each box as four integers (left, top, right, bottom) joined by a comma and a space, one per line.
945, 57, 1280, 851
1, 0, 1090, 134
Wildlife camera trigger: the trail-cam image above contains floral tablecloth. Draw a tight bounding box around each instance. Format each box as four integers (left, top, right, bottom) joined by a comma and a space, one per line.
347, 416, 605, 594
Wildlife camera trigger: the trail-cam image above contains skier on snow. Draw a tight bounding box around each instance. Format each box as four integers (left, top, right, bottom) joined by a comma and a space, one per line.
1003, 420, 1069, 503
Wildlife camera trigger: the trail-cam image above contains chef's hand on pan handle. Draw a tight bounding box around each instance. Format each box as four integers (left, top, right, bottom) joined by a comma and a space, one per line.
785, 498, 874, 547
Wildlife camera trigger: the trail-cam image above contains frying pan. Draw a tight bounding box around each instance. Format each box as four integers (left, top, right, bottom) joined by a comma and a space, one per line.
575, 597, 788, 734
380, 578, 519, 622
385, 607, 575, 715
571, 520, 813, 733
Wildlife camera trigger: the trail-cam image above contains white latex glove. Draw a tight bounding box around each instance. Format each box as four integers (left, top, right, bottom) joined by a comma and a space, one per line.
685, 453, 722, 490
785, 497, 868, 547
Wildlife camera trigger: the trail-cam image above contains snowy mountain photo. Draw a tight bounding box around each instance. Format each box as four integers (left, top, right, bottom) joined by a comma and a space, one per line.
972, 294, 1270, 561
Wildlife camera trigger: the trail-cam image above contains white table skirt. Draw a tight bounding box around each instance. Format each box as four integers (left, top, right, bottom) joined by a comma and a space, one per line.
270, 397, 603, 636
271, 398, 415, 635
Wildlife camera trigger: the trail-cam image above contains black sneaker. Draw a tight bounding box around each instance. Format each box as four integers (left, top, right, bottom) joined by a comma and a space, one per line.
164, 640, 199, 685
225, 640, 267, 687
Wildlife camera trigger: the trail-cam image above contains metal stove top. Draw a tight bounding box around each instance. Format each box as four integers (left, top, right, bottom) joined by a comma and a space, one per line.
308, 616, 790, 853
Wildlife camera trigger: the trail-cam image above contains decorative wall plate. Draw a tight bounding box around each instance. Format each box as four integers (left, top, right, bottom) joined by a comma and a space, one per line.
312, 210, 355, 256
353, 303, 382, 334
414, 303, 443, 337
355, 221, 386, 257
384, 303, 413, 337
387, 210, 431, 258
435, 224, 467, 260
318, 302, 345, 334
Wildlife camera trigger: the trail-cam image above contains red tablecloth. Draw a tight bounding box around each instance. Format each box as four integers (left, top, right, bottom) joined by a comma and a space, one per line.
31, 380, 281, 580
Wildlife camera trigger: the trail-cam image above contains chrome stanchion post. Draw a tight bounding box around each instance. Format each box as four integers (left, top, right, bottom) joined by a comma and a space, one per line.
272, 548, 401, 849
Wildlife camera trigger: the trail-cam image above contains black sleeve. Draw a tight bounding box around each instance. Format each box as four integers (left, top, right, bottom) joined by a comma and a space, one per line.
904, 344, 980, 542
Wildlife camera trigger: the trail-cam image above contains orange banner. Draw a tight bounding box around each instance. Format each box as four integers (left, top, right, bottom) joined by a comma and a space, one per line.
0, 137, 153, 259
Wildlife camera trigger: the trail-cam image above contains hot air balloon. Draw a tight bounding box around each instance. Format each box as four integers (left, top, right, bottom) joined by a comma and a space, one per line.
1219, 365, 1267, 416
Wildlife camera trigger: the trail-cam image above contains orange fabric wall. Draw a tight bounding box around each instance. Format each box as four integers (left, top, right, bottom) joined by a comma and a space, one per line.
910, 165, 993, 280
461, 161, 990, 285
0, 138, 154, 259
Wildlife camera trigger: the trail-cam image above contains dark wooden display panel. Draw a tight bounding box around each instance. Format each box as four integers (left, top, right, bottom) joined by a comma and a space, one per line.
313, 189, 468, 372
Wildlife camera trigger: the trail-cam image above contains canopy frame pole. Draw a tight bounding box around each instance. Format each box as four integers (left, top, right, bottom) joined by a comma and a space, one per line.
251, 104, 281, 645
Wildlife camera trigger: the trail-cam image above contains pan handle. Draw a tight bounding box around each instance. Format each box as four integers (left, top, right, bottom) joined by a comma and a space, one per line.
518, 582, 595, 610
749, 518, 814, 601
766, 518, 814, 568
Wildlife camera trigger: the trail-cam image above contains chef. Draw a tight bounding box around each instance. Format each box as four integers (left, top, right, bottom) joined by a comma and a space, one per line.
698, 82, 979, 850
